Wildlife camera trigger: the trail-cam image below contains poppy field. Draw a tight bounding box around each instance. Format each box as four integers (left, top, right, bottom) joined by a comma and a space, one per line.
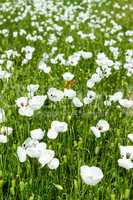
0, 0, 133, 199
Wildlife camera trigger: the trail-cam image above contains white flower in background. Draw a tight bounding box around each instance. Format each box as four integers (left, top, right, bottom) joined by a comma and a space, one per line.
38, 61, 51, 74
91, 119, 110, 138
80, 51, 92, 59
119, 146, 133, 159
16, 94, 47, 117
47, 88, 64, 102
83, 90, 96, 105
80, 165, 103, 185
51, 121, 68, 133
0, 134, 7, 143
47, 121, 68, 139
65, 36, 73, 43
118, 158, 133, 170
118, 146, 133, 169
47, 129, 58, 139
17, 146, 27, 163
119, 99, 133, 108
27, 84, 39, 97
47, 158, 59, 170
96, 120, 110, 132
0, 109, 6, 123
6, 60, 13, 70
0, 70, 12, 79
38, 149, 55, 167
29, 95, 47, 110
30, 128, 45, 140
64, 89, 76, 99
62, 72, 74, 81
90, 126, 101, 138
1, 126, 13, 135
110, 91, 123, 102
16, 97, 28, 108
19, 106, 34, 117
72, 97, 83, 107
128, 134, 133, 142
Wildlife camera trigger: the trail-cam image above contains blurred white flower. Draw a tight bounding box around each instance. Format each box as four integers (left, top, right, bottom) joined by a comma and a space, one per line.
118, 158, 133, 170
83, 90, 96, 105
51, 121, 68, 133
38, 149, 55, 167
128, 134, 133, 142
38, 61, 51, 74
110, 92, 123, 102
119, 99, 133, 108
0, 135, 7, 143
29, 95, 47, 110
30, 128, 45, 140
72, 97, 83, 107
47, 129, 58, 139
47, 88, 64, 102
17, 146, 27, 163
0, 109, 6, 123
18, 106, 34, 117
90, 126, 101, 138
62, 72, 74, 81
48, 158, 59, 170
91, 119, 109, 138
80, 165, 103, 185
64, 89, 76, 99
27, 84, 39, 97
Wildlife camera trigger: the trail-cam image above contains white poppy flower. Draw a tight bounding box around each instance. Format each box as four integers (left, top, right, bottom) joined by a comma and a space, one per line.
80, 165, 103, 185
29, 95, 47, 110
51, 121, 68, 133
47, 129, 58, 139
118, 158, 133, 170
48, 158, 59, 170
110, 91, 123, 102
47, 88, 64, 102
30, 128, 45, 140
38, 150, 55, 167
90, 126, 101, 138
26, 140, 41, 158
119, 99, 133, 108
0, 70, 11, 79
64, 89, 76, 99
128, 134, 133, 142
86, 79, 95, 88
0, 135, 7, 143
119, 146, 133, 160
19, 106, 34, 117
17, 146, 27, 162
16, 97, 28, 108
72, 97, 83, 107
62, 72, 74, 81
27, 84, 39, 97
84, 90, 96, 104
65, 36, 73, 43
81, 51, 92, 59
0, 108, 6, 123
38, 62, 51, 73
1, 126, 13, 135
96, 120, 110, 133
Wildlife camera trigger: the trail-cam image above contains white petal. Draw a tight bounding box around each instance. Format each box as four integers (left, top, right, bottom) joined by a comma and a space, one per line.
47, 129, 58, 139
48, 158, 59, 170
0, 135, 7, 143
30, 128, 45, 140
17, 147, 27, 162
90, 126, 101, 138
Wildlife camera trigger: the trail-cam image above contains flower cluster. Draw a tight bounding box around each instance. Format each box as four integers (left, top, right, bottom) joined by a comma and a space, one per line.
17, 128, 59, 170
